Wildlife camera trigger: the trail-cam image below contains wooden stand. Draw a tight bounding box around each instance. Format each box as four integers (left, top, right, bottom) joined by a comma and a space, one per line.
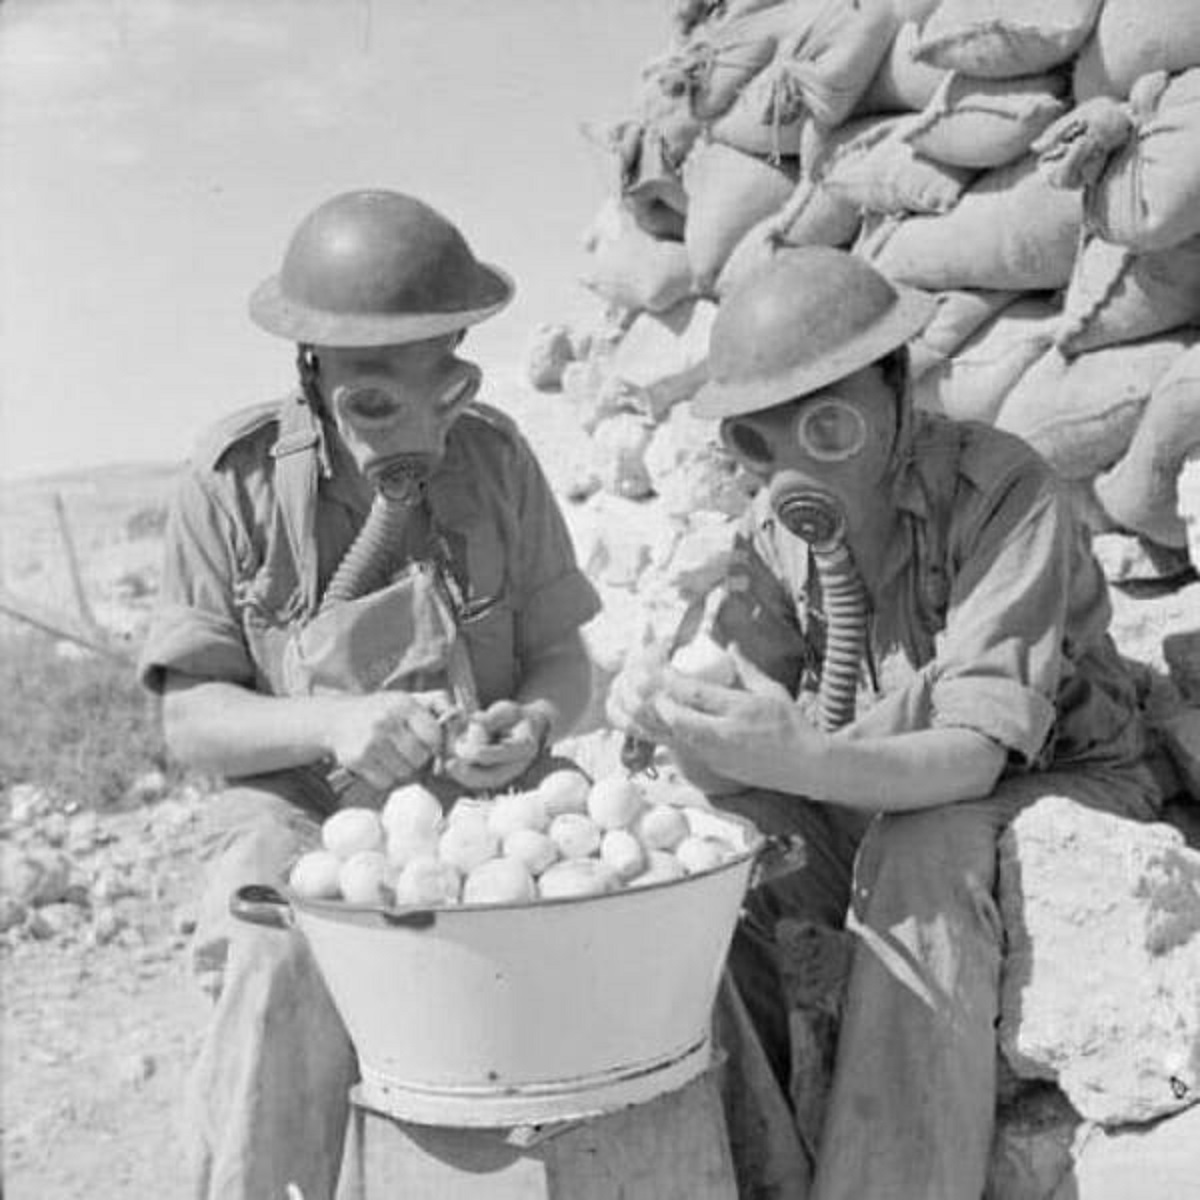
336, 1068, 737, 1200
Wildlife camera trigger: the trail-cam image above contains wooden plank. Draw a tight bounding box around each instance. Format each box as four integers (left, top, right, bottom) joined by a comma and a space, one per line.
338, 1069, 738, 1200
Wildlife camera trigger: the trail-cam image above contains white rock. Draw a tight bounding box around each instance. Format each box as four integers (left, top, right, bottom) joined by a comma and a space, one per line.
41, 811, 69, 847
2, 847, 71, 907
0, 896, 27, 933
643, 406, 754, 519
591, 412, 655, 500
525, 323, 575, 391
998, 796, 1200, 1124
127, 770, 168, 805
662, 520, 735, 599
7, 784, 52, 826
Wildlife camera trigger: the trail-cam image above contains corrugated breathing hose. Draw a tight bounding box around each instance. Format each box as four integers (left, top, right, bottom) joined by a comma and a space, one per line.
769, 480, 869, 734
320, 456, 431, 610
808, 541, 869, 733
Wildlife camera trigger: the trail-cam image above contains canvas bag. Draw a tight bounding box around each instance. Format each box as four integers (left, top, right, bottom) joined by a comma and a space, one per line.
682, 140, 799, 290
994, 334, 1196, 480
1073, 0, 1200, 101
906, 288, 1022, 380
715, 177, 861, 297
911, 297, 1059, 425
902, 71, 1069, 170
857, 22, 947, 116
1057, 233, 1200, 357
857, 155, 1082, 291
1086, 69, 1200, 253
914, 0, 1103, 79
1094, 343, 1200, 548
581, 198, 695, 313
808, 114, 975, 215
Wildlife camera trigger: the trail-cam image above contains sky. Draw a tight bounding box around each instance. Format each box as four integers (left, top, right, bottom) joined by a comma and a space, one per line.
0, 0, 671, 480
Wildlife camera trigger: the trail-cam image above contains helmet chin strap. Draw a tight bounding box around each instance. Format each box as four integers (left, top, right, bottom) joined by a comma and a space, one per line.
768, 472, 869, 734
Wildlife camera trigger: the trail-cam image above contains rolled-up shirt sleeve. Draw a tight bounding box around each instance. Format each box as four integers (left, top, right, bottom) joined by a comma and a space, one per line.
928, 466, 1068, 763
137, 468, 255, 693
510, 436, 601, 659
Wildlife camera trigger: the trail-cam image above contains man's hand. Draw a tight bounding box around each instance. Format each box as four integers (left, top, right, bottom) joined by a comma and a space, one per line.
605, 641, 674, 744
653, 648, 827, 795
326, 690, 452, 791
443, 699, 550, 792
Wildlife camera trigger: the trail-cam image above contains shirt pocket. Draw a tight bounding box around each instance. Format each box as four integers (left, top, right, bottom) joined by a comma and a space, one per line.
234, 547, 306, 695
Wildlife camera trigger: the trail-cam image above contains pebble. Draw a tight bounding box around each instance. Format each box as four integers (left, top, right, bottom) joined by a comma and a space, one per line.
172, 906, 197, 936
41, 811, 70, 847
0, 896, 28, 932
2, 847, 71, 907
92, 905, 124, 944
117, 1052, 157, 1087
127, 770, 168, 806
7, 784, 52, 827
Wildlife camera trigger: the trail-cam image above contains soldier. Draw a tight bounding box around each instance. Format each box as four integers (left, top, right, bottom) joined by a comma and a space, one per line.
608, 248, 1162, 1199
139, 190, 599, 1199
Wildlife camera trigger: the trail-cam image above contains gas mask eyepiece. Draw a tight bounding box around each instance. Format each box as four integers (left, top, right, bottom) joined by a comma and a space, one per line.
720, 399, 869, 473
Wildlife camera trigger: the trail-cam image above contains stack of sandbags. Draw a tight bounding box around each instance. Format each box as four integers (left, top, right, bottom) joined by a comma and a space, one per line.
551, 0, 1200, 692
842, 0, 1200, 560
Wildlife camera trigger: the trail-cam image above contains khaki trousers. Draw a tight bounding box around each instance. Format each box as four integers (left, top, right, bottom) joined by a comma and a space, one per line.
719, 762, 1160, 1200
184, 772, 357, 1200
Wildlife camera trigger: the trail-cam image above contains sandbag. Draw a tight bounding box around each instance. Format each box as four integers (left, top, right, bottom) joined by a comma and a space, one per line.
637, 54, 707, 169
617, 123, 689, 241
907, 288, 1021, 379
682, 141, 799, 290
902, 71, 1069, 170
809, 115, 975, 215
1094, 344, 1200, 548
772, 0, 898, 128
710, 59, 806, 159
688, 9, 784, 120
993, 334, 1195, 480
581, 199, 695, 314
857, 21, 948, 116
914, 0, 1104, 79
911, 297, 1059, 424
1086, 69, 1200, 253
1073, 0, 1200, 101
858, 155, 1082, 291
1057, 233, 1200, 357
716, 177, 861, 297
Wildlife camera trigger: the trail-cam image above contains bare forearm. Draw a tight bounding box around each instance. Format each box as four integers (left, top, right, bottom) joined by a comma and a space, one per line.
162, 677, 342, 778
795, 726, 1007, 811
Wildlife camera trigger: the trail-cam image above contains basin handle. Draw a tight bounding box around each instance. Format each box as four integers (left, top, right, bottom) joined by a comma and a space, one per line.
379, 906, 437, 930
230, 883, 295, 930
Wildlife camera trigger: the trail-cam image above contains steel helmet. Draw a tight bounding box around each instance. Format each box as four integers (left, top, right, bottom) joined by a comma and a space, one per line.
249, 190, 514, 346
693, 248, 935, 420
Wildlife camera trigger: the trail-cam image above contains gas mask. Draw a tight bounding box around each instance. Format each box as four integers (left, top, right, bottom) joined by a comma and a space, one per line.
719, 390, 896, 550
326, 356, 482, 501
718, 387, 897, 733
308, 347, 482, 609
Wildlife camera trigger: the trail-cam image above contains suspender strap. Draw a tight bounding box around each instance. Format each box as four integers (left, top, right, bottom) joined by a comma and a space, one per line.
270, 398, 324, 615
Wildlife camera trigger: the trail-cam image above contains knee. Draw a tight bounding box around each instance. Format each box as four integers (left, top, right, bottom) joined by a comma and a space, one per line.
852, 807, 1002, 939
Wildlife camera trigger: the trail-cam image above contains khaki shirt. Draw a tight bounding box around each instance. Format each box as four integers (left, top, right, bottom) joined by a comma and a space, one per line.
139, 395, 600, 707
716, 413, 1149, 776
